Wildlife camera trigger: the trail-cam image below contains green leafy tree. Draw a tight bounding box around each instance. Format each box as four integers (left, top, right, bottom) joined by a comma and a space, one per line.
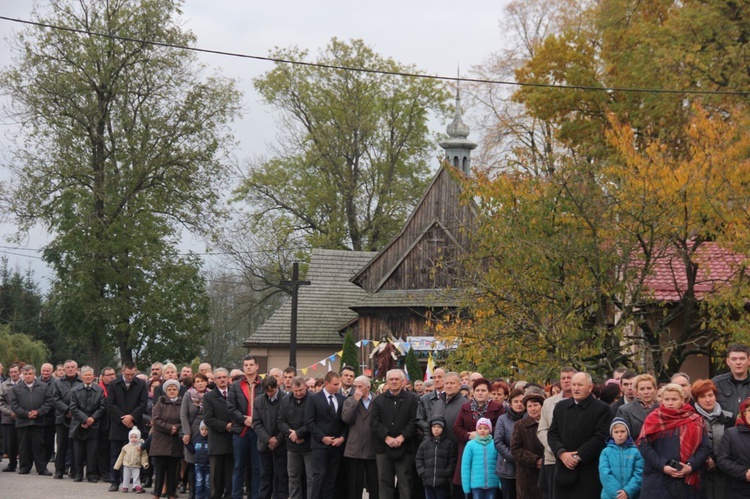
1, 0, 241, 370
237, 38, 451, 254
0, 326, 50, 369
405, 346, 423, 383
340, 330, 359, 375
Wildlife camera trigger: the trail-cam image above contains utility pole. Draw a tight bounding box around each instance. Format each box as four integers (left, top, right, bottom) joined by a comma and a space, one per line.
281, 262, 310, 368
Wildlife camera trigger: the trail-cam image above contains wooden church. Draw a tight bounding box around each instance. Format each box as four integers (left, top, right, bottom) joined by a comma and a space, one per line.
245, 92, 478, 373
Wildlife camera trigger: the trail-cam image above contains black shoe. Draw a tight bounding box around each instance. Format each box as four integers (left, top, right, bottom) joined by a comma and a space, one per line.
74, 476, 83, 482
108, 483, 119, 492
88, 477, 99, 483
18, 470, 30, 475
39, 469, 53, 476
53, 472, 63, 479
143, 478, 152, 488
2, 466, 16, 472
179, 484, 187, 494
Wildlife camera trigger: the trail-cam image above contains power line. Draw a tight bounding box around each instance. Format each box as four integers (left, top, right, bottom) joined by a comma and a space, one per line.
0, 15, 748, 97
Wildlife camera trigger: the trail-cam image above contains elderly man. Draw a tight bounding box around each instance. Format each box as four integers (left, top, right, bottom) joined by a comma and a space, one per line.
69, 366, 106, 482
371, 369, 419, 499
50, 359, 82, 479
429, 371, 467, 499
342, 374, 378, 499
547, 372, 611, 499
202, 367, 234, 499
39, 363, 56, 463
416, 367, 445, 436
11, 365, 53, 475
278, 376, 312, 499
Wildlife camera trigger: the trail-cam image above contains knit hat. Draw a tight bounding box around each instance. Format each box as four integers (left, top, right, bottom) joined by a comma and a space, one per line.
128, 427, 141, 440
199, 421, 207, 430
162, 379, 180, 392
609, 416, 631, 437
476, 417, 492, 432
430, 417, 446, 428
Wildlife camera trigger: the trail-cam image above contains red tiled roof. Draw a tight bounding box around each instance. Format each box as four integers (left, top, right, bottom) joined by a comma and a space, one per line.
643, 241, 746, 302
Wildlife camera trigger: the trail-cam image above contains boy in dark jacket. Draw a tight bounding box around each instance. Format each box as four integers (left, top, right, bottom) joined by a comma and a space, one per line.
416, 416, 456, 499
189, 422, 210, 499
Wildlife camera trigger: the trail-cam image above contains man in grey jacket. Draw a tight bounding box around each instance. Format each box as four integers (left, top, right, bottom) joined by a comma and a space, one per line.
50, 359, 82, 479
0, 363, 21, 472
416, 368, 445, 436
11, 364, 53, 475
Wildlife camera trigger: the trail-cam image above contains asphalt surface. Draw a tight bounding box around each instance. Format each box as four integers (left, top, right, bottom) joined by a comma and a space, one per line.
2, 462, 127, 498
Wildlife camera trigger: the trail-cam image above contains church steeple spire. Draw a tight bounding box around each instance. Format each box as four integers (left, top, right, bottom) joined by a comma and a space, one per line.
440, 79, 477, 175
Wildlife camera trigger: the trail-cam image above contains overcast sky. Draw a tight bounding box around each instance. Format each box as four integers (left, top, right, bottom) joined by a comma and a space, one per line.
0, 1, 511, 285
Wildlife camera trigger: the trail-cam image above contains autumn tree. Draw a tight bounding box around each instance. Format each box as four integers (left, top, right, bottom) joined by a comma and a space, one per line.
1, 0, 241, 369
237, 38, 451, 254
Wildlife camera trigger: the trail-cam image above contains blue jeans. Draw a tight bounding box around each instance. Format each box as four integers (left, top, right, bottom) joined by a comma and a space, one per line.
425, 485, 451, 499
195, 463, 210, 499
232, 430, 260, 499
472, 488, 497, 499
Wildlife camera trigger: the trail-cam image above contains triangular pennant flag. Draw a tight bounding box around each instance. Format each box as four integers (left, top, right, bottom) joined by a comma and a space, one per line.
301, 367, 308, 375
404, 342, 411, 351
259, 374, 266, 379
425, 352, 435, 381
319, 359, 327, 366
356, 341, 362, 347
372, 341, 380, 347
311, 364, 318, 371
329, 354, 337, 362
362, 339, 369, 345
336, 350, 343, 357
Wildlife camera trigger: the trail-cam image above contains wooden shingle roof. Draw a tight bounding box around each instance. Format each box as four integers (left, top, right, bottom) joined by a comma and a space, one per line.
245, 248, 378, 347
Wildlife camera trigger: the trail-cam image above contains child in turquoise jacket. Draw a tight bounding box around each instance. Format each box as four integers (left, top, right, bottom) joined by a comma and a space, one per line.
599, 416, 644, 499
461, 417, 499, 499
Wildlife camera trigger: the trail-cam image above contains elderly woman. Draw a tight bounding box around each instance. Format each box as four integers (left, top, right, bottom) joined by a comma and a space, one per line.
691, 379, 733, 499
717, 397, 750, 498
453, 378, 504, 491
616, 374, 659, 439
510, 390, 545, 499
181, 373, 209, 498
637, 383, 710, 499
151, 379, 184, 499
494, 388, 526, 499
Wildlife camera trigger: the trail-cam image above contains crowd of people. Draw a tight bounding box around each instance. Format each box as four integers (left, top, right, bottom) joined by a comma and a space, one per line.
0, 343, 750, 499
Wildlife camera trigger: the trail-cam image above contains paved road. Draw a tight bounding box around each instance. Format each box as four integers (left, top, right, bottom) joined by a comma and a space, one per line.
2, 462, 120, 498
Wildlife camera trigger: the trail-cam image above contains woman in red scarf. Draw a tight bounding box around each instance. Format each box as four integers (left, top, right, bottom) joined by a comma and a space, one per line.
716, 397, 750, 498
637, 383, 711, 499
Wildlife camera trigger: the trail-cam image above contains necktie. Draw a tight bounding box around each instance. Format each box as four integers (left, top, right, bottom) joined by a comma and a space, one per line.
222, 390, 227, 399
329, 394, 335, 412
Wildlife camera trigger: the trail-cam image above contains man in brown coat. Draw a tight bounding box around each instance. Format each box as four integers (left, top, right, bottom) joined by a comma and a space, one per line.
341, 375, 378, 499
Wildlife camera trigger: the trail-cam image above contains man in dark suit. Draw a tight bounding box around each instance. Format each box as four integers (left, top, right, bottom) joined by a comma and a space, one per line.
107, 361, 147, 492
371, 368, 420, 499
304, 370, 347, 499
548, 372, 612, 499
50, 359, 82, 479
227, 355, 262, 499
69, 366, 106, 482
203, 367, 234, 499
11, 364, 53, 475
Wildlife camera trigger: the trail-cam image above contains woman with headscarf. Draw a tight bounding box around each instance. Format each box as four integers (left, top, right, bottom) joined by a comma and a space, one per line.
510, 390, 545, 499
453, 378, 504, 492
637, 383, 710, 499
691, 379, 733, 499
717, 397, 750, 498
494, 388, 526, 499
181, 373, 209, 499
151, 379, 183, 499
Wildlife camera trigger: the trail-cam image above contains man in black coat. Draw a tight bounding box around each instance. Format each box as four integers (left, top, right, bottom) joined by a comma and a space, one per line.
50, 359, 82, 478
252, 375, 287, 499
278, 376, 312, 499
106, 361, 147, 492
227, 355, 262, 499
304, 370, 347, 499
371, 368, 420, 499
203, 367, 234, 499
11, 364, 53, 475
69, 366, 106, 482
548, 372, 612, 499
